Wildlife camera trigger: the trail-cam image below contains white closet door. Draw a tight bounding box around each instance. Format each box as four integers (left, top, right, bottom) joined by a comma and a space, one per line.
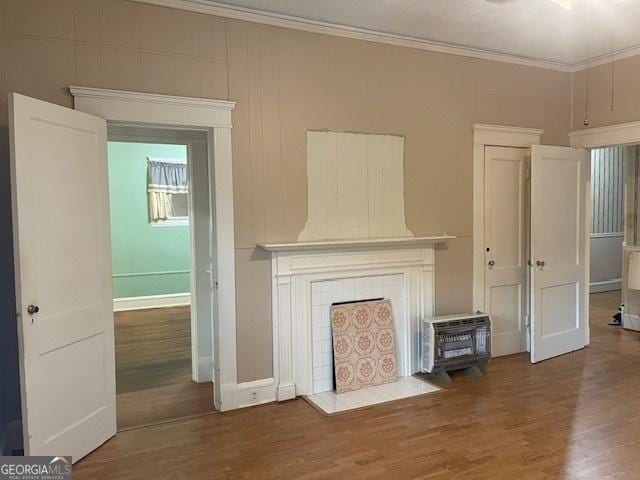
484, 146, 528, 357
530, 145, 589, 363
9, 93, 115, 461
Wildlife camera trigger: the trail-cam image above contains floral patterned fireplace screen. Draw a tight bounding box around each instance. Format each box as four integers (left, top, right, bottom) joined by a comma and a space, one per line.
330, 299, 398, 393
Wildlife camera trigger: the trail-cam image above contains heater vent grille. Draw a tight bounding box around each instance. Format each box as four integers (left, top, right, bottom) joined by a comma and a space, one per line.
422, 314, 491, 373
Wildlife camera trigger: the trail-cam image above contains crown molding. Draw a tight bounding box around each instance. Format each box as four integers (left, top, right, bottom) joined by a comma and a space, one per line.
132, 0, 577, 72
132, 0, 640, 74
570, 44, 640, 72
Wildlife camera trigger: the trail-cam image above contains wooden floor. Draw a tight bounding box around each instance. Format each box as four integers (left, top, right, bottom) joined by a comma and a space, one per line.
115, 306, 194, 394
77, 291, 640, 479
114, 306, 213, 430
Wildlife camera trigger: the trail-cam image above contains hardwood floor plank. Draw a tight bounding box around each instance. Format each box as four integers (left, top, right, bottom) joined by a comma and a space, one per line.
115, 306, 193, 394
114, 306, 213, 430
76, 291, 640, 479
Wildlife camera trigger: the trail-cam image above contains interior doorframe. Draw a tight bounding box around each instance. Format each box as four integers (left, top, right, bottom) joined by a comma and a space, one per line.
69, 86, 238, 411
570, 120, 640, 343
106, 126, 211, 384
472, 123, 545, 315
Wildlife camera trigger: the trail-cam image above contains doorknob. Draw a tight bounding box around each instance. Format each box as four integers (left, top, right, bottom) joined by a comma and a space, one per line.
27, 304, 40, 315
488, 260, 495, 267
536, 260, 546, 267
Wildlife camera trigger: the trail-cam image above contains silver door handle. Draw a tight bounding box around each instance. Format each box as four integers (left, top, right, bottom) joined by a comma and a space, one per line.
488, 260, 495, 267
27, 304, 40, 315
536, 260, 545, 267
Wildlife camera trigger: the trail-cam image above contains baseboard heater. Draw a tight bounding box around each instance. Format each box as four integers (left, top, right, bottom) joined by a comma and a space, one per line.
422, 313, 491, 382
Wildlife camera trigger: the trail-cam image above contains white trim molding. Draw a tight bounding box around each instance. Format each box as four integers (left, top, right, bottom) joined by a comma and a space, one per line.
472, 124, 545, 148
590, 279, 622, 293
131, 0, 640, 73
569, 121, 640, 148
132, 0, 574, 72
113, 292, 191, 311
262, 241, 444, 401
472, 124, 544, 313
70, 86, 235, 128
70, 86, 238, 412
259, 235, 455, 253
236, 378, 277, 409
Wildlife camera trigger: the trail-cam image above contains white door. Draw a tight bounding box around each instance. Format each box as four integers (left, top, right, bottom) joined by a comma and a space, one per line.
530, 145, 589, 363
484, 146, 528, 357
9, 93, 115, 461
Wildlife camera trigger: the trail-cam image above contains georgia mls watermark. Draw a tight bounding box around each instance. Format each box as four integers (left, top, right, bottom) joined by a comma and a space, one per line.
0, 456, 72, 480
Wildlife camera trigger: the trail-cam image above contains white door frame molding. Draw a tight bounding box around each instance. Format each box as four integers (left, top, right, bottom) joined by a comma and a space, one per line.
472, 124, 544, 313
569, 121, 640, 148
69, 86, 238, 411
570, 121, 640, 338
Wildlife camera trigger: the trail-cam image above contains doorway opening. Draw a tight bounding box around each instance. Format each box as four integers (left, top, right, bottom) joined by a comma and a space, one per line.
589, 144, 640, 333
107, 125, 215, 430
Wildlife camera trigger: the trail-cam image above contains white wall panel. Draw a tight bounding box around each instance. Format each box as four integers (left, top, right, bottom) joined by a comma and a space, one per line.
299, 131, 413, 241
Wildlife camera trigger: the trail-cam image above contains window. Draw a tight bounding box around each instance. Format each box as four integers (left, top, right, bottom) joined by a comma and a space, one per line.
147, 157, 189, 227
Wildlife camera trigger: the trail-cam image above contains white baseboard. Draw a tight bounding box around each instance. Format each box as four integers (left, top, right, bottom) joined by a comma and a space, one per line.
622, 308, 640, 332
236, 378, 277, 409
113, 292, 191, 311
217, 378, 277, 411
276, 382, 296, 402
590, 279, 622, 293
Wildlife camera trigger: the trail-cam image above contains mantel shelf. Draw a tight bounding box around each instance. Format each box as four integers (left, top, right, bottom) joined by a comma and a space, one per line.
258, 234, 455, 253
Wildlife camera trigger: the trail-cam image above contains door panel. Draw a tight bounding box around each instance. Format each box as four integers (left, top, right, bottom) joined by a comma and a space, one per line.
484, 146, 528, 357
530, 145, 588, 363
9, 93, 115, 461
489, 284, 522, 334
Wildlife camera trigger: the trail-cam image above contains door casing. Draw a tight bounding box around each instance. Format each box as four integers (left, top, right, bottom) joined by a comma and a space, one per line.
472, 124, 592, 354
70, 86, 239, 412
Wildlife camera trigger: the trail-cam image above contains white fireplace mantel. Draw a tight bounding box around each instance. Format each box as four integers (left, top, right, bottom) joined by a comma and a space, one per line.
261, 235, 452, 401
259, 234, 454, 253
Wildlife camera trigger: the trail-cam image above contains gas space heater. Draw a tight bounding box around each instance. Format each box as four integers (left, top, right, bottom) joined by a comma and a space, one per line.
422, 313, 491, 378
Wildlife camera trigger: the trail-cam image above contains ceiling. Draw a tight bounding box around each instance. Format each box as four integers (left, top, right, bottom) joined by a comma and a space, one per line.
197, 0, 640, 66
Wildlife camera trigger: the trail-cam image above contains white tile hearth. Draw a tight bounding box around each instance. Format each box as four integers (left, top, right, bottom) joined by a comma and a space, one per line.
305, 376, 441, 415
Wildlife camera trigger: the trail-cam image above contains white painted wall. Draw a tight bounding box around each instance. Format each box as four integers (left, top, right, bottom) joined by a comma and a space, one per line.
590, 234, 623, 292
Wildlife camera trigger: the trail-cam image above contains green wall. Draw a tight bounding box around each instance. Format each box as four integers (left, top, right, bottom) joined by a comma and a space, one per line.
108, 142, 190, 298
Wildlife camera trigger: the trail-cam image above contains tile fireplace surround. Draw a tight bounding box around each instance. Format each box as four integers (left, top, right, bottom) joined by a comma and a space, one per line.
260, 236, 453, 401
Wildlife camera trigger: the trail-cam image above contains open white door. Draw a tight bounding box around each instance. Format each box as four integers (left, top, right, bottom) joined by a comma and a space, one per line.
530, 145, 589, 363
9, 93, 116, 461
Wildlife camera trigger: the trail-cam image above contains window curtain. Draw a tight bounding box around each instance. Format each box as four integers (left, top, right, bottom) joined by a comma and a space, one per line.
147, 159, 188, 221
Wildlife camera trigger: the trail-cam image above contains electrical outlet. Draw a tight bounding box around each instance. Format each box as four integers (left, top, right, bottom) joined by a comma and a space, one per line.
251, 390, 258, 402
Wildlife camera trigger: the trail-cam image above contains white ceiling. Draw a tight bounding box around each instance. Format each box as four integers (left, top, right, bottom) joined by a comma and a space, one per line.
199, 0, 640, 65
